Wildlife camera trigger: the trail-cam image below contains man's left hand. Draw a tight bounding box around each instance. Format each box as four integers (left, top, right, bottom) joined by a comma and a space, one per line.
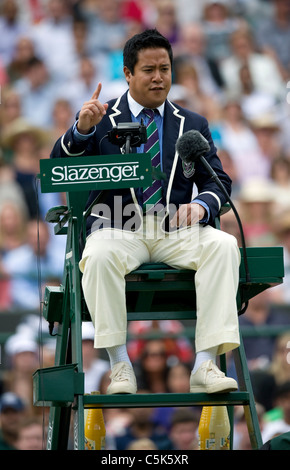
170, 203, 206, 228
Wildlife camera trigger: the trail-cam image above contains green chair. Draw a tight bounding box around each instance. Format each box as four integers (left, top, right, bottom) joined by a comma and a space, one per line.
33, 154, 284, 450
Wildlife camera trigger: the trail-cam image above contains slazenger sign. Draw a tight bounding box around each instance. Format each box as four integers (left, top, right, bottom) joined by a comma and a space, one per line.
38, 154, 152, 193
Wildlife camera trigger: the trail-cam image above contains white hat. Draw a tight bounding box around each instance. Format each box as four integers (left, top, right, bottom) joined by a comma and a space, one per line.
5, 334, 38, 356
239, 178, 275, 203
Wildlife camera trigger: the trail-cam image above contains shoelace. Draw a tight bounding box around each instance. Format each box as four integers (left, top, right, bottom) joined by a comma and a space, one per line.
111, 363, 132, 382
203, 361, 225, 378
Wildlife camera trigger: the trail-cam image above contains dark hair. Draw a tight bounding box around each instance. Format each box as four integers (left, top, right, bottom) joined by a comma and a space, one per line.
123, 28, 173, 74
170, 408, 199, 428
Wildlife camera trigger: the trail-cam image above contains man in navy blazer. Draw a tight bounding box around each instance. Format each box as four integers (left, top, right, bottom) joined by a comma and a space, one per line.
51, 29, 240, 395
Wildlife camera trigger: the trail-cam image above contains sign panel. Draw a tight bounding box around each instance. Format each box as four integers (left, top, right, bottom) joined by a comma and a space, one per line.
39, 154, 152, 193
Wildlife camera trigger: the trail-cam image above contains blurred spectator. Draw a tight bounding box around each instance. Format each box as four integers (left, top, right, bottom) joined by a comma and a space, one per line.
13, 57, 57, 128
261, 381, 290, 443
270, 156, 290, 209
0, 151, 27, 220
151, 362, 192, 432
239, 290, 287, 370
166, 362, 191, 394
15, 416, 44, 450
0, 200, 28, 255
175, 21, 224, 95
217, 148, 240, 198
268, 332, 290, 386
270, 209, 290, 304
85, 0, 127, 58
255, 0, 290, 81
57, 56, 103, 116
220, 201, 243, 247
250, 369, 277, 413
233, 403, 265, 449
0, 200, 27, 310
15, 0, 46, 25
250, 112, 284, 167
51, 98, 74, 140
0, 156, 28, 310
213, 96, 269, 185
1, 113, 63, 228
29, 0, 79, 83
0, 0, 28, 67
239, 177, 277, 247
0, 392, 26, 450
74, 0, 102, 17
6, 36, 36, 83
167, 83, 193, 109
0, 58, 8, 86
72, 17, 88, 57
201, 0, 243, 63
128, 320, 194, 366
154, 0, 180, 49
1, 117, 51, 218
98, 19, 144, 84
173, 58, 222, 122
135, 339, 169, 393
3, 334, 39, 410
0, 87, 22, 140
1, 218, 63, 310
168, 408, 199, 450
220, 28, 285, 101
119, 0, 144, 24
114, 406, 172, 450
174, 0, 205, 25
237, 61, 278, 121
234, 0, 273, 27
81, 322, 110, 394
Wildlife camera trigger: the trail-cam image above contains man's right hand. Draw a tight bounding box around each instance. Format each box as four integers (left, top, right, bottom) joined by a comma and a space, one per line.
77, 82, 108, 134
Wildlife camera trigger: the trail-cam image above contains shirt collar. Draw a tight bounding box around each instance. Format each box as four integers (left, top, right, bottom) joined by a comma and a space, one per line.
127, 91, 165, 118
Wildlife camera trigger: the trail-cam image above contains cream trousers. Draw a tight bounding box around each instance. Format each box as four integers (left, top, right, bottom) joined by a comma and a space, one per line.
79, 216, 241, 355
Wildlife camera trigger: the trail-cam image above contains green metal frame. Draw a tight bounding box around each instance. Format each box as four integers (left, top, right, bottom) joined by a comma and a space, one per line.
33, 189, 284, 450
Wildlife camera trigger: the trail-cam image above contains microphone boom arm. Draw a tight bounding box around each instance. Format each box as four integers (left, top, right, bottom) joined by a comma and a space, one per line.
199, 155, 251, 291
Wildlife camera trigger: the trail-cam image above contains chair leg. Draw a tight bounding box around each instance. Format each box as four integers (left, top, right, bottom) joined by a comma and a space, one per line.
45, 321, 72, 449
219, 353, 235, 449
233, 338, 263, 449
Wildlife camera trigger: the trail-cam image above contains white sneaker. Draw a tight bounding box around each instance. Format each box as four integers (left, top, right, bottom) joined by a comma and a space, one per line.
106, 362, 137, 394
190, 360, 238, 394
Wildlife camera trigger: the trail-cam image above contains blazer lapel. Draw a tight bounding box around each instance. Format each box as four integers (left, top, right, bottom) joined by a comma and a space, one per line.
162, 100, 185, 209
108, 91, 131, 127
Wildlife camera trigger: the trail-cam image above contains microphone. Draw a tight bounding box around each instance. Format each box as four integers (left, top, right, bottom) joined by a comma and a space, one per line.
176, 129, 223, 184
176, 129, 210, 163
176, 130, 251, 309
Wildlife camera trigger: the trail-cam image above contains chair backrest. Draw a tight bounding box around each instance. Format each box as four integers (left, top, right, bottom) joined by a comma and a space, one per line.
66, 191, 90, 228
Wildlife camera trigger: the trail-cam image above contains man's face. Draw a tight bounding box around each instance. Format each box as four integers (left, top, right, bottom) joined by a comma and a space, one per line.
124, 47, 172, 109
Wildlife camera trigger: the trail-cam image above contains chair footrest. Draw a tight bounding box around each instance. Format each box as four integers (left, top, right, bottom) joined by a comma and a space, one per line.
82, 391, 250, 409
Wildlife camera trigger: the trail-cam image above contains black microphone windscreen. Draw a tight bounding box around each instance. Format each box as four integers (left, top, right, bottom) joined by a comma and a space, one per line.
176, 130, 210, 163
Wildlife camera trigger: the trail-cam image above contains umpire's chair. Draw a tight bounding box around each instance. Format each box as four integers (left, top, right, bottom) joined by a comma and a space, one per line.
33, 155, 284, 450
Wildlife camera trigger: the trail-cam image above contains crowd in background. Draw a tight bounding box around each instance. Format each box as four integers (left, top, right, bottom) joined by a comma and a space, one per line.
0, 0, 290, 450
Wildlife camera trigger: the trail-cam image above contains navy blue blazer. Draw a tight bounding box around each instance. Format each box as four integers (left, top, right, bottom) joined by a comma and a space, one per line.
50, 91, 231, 235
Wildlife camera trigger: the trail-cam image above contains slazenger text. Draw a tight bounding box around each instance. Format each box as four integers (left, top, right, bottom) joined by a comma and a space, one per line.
51, 163, 140, 184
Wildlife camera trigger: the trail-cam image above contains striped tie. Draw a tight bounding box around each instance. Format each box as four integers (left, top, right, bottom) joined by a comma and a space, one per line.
142, 108, 163, 214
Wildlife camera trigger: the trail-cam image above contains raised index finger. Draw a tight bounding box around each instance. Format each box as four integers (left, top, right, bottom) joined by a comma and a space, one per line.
91, 82, 102, 100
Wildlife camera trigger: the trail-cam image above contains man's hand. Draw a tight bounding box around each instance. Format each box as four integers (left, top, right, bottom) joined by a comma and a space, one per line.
170, 203, 206, 228
77, 83, 108, 134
